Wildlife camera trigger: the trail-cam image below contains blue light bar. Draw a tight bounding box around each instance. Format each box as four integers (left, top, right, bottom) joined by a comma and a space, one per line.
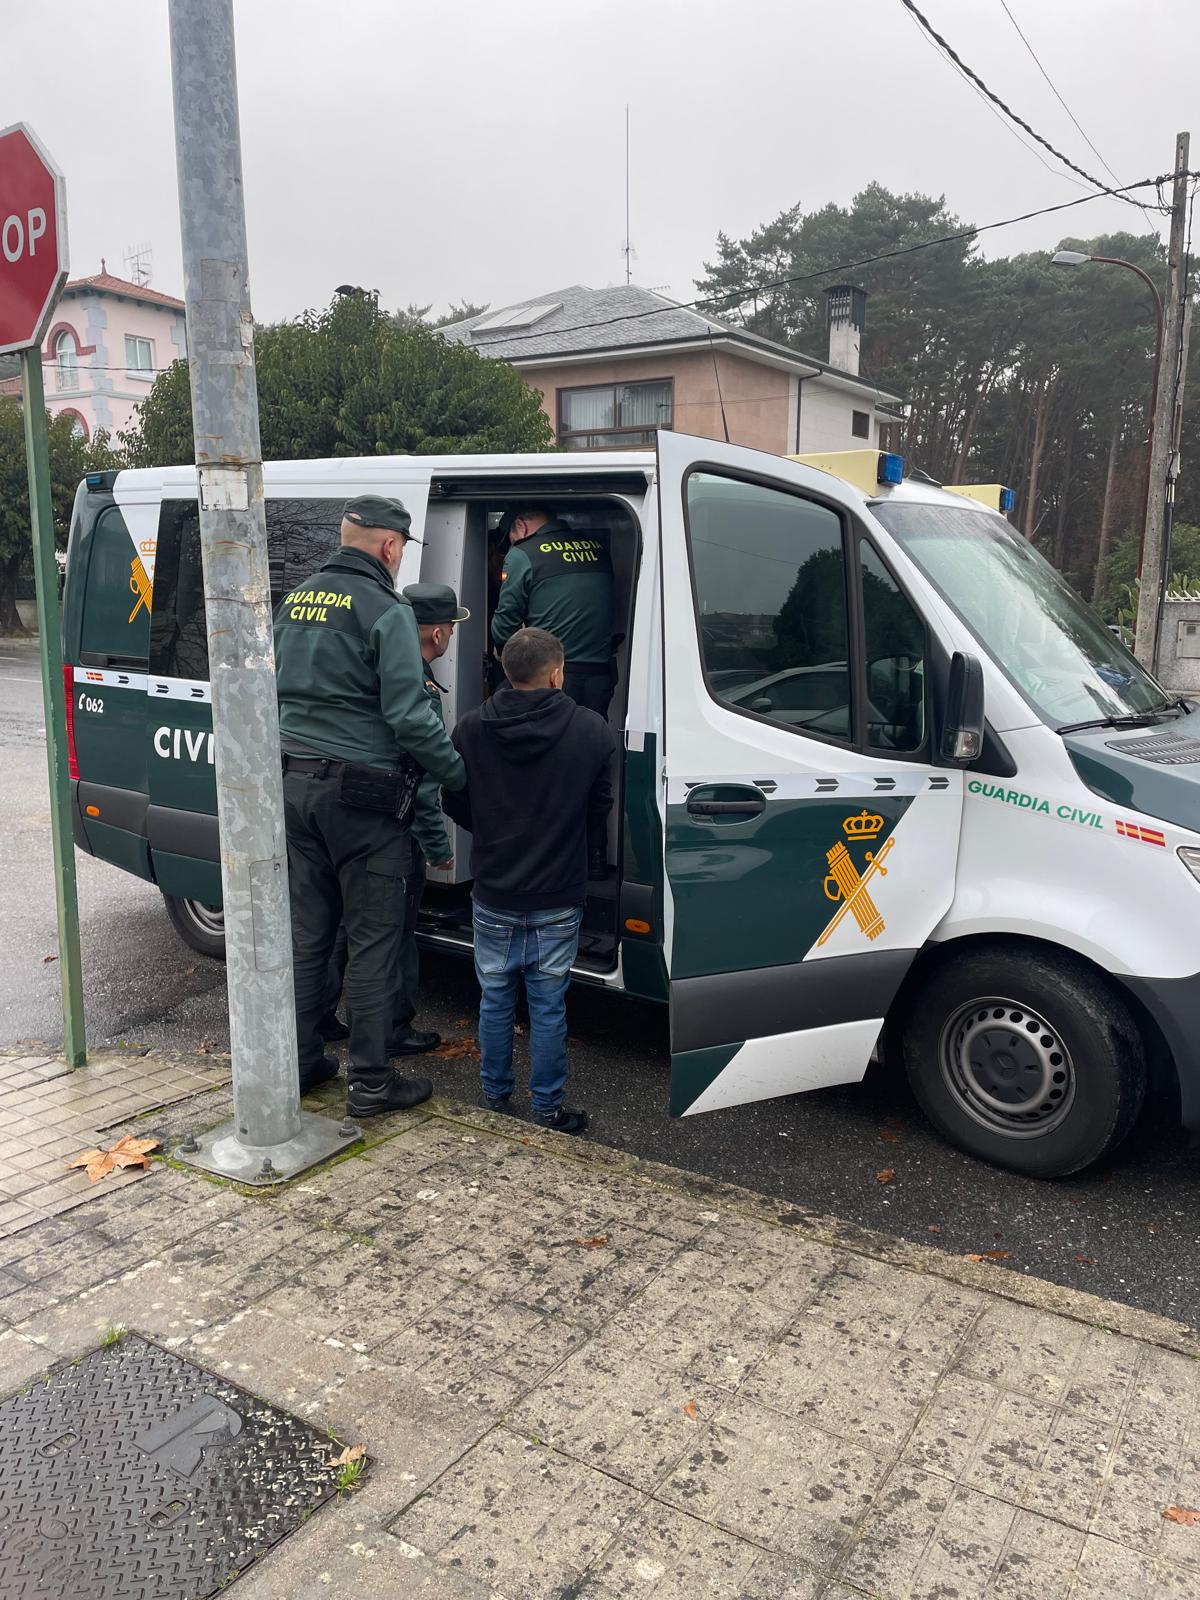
999, 486, 1016, 513
877, 452, 904, 485
85, 473, 105, 489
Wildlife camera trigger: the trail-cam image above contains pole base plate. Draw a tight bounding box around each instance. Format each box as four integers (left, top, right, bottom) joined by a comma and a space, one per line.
172, 1110, 360, 1185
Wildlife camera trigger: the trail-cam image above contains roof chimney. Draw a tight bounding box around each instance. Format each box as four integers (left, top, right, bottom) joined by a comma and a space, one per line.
825, 284, 866, 375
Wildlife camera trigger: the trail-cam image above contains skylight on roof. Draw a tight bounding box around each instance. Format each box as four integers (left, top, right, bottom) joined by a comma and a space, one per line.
472, 301, 562, 333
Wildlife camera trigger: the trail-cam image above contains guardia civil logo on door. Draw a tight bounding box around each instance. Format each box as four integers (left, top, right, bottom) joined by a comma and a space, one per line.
819, 809, 896, 947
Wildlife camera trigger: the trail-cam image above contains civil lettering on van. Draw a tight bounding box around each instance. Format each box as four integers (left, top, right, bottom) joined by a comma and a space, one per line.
153, 726, 215, 765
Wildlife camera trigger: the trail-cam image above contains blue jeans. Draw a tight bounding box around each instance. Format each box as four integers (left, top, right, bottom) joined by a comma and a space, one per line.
472, 902, 583, 1113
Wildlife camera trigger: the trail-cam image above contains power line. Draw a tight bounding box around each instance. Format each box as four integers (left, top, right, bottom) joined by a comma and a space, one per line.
483, 174, 1183, 351
995, 0, 1161, 228
897, 0, 1145, 207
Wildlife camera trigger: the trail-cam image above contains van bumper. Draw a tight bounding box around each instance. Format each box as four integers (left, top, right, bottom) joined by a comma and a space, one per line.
69, 780, 94, 856
1122, 972, 1200, 1130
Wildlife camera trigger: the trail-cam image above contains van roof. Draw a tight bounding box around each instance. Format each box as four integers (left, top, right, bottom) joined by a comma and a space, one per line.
109, 451, 658, 496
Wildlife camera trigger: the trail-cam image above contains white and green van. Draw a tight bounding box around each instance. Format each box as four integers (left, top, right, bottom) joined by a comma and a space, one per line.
62, 433, 1200, 1177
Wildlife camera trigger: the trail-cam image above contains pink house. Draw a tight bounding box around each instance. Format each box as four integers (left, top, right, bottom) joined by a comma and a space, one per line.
0, 267, 186, 442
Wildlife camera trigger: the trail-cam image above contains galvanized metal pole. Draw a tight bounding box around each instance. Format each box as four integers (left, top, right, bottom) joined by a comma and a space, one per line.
167, 0, 352, 1181
21, 350, 86, 1067
1135, 131, 1190, 671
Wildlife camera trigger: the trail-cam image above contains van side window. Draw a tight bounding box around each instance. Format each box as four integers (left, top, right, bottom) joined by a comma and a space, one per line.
150, 498, 344, 681
860, 540, 926, 753
686, 472, 850, 742
80, 506, 151, 664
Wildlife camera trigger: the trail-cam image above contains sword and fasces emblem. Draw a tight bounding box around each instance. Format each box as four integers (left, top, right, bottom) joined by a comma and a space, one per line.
128, 554, 152, 623
818, 809, 895, 947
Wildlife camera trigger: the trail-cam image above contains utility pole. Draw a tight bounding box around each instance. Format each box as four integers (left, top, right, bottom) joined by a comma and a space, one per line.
167, 0, 351, 1182
1135, 130, 1190, 671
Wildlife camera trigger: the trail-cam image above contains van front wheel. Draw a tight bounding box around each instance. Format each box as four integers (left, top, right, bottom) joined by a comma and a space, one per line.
902, 947, 1145, 1177
162, 893, 226, 960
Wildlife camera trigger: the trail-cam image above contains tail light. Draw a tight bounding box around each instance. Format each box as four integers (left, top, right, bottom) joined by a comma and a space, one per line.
63, 663, 79, 780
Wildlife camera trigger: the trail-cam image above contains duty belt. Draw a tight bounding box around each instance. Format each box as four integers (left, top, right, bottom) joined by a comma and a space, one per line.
282, 754, 343, 775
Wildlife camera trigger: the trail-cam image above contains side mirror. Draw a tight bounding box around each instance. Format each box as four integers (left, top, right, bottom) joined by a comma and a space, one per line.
942, 651, 985, 764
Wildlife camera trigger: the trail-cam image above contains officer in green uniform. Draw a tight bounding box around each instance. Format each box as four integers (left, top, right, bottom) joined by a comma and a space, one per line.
491, 505, 616, 715
274, 496, 465, 1118
394, 582, 470, 1047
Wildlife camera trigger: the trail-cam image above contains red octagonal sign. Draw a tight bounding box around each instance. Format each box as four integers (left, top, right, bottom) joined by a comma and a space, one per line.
0, 122, 68, 356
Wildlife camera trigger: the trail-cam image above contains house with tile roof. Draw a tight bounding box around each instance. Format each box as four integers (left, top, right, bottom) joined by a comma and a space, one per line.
0, 266, 186, 441
440, 283, 903, 458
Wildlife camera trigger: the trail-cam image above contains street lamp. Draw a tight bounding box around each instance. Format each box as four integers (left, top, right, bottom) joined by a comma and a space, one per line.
1051, 250, 1165, 591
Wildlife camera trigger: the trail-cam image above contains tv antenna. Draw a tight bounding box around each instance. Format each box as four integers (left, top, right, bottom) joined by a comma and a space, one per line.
621, 105, 636, 286
124, 241, 153, 286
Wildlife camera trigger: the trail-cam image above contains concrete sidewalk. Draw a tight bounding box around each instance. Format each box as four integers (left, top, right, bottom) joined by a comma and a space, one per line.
1, 1047, 1199, 1600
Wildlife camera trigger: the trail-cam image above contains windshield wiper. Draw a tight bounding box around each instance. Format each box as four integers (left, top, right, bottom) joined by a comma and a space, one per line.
1057, 706, 1181, 735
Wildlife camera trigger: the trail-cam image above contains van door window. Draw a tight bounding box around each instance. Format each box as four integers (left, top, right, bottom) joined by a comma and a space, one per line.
151, 498, 344, 680
80, 505, 151, 664
860, 539, 926, 753
686, 471, 851, 742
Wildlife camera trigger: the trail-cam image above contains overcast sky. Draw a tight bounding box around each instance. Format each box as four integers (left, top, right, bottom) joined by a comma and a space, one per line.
8, 0, 1198, 329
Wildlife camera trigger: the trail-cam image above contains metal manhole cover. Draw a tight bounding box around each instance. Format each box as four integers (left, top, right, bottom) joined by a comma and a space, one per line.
0, 1334, 345, 1598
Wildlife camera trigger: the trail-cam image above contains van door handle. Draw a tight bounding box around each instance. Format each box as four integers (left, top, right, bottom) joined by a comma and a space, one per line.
685, 786, 767, 819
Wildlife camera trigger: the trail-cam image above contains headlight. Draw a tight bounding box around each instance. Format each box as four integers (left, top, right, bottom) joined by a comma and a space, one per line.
1180, 847, 1200, 885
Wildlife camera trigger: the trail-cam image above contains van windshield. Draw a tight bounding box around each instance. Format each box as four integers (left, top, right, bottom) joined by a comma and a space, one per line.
871, 500, 1171, 726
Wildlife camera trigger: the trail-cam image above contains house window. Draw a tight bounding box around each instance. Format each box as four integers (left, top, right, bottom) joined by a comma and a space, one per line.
851, 409, 870, 439
55, 331, 79, 392
125, 335, 155, 379
558, 379, 672, 449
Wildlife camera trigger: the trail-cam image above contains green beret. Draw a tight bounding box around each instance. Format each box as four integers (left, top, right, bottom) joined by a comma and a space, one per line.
343, 494, 423, 544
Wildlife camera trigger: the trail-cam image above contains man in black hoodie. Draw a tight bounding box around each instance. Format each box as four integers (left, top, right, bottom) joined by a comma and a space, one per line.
442, 628, 615, 1133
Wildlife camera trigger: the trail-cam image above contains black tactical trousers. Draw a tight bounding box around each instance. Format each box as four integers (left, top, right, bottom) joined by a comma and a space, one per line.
323, 845, 425, 1034
562, 659, 616, 717
283, 765, 411, 1083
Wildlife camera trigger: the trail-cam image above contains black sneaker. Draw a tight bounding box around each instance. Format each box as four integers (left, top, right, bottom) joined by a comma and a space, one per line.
532, 1106, 589, 1135
317, 1013, 350, 1043
347, 1071, 433, 1118
480, 1094, 519, 1117
388, 1026, 441, 1056
299, 1056, 341, 1093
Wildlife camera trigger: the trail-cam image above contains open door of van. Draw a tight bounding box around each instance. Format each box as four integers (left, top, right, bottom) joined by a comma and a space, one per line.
655, 432, 964, 1116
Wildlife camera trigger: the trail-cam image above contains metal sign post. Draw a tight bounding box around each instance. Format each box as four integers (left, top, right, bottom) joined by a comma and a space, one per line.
0, 122, 85, 1067
166, 0, 352, 1182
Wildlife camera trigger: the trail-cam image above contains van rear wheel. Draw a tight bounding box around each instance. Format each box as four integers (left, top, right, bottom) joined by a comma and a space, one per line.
902, 946, 1145, 1177
162, 893, 225, 960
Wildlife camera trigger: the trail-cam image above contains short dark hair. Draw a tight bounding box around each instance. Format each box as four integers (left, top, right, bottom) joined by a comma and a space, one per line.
502, 627, 564, 687
510, 503, 553, 525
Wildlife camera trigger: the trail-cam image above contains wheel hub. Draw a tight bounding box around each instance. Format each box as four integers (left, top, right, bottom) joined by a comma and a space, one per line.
939, 998, 1075, 1138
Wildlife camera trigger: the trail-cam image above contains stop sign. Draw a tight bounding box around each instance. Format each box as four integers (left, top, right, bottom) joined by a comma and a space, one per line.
0, 122, 68, 356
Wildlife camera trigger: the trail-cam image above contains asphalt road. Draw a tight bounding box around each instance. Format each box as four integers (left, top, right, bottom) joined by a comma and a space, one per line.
2, 638, 1198, 1324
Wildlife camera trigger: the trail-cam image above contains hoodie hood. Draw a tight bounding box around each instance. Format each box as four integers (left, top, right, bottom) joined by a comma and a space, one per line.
480, 686, 575, 759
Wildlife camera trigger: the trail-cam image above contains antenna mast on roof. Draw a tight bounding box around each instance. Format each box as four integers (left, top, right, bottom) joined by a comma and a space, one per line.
124, 241, 153, 286
621, 105, 636, 286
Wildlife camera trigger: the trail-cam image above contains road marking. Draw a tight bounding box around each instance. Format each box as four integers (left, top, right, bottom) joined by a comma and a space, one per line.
4, 675, 43, 684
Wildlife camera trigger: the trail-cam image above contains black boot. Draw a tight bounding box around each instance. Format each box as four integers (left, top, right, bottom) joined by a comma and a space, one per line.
347, 1068, 433, 1118
299, 1056, 341, 1093
317, 1013, 350, 1043
388, 1025, 440, 1056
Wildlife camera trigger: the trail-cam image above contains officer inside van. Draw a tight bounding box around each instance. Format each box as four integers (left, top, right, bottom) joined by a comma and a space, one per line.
491, 506, 616, 715
274, 495, 465, 1118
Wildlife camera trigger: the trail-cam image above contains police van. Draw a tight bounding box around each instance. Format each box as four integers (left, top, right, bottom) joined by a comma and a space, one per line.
62, 434, 1200, 1177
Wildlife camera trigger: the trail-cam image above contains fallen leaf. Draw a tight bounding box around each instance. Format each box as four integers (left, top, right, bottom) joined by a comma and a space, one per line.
42, 953, 58, 964
879, 1131, 899, 1143
451, 1017, 472, 1027
197, 1038, 215, 1054
1145, 1222, 1162, 1234
964, 1250, 1013, 1262
875, 1168, 895, 1185
520, 1137, 533, 1146
1162, 1506, 1200, 1526
68, 1134, 160, 1184
927, 1225, 942, 1234
575, 1234, 610, 1250
432, 1036, 481, 1060
183, 965, 196, 977
682, 1399, 700, 1420
326, 1443, 365, 1469
1073, 1254, 1096, 1265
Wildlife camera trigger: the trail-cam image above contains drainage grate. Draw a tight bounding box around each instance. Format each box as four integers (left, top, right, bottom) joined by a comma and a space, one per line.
0, 1335, 342, 1599
1106, 730, 1200, 764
